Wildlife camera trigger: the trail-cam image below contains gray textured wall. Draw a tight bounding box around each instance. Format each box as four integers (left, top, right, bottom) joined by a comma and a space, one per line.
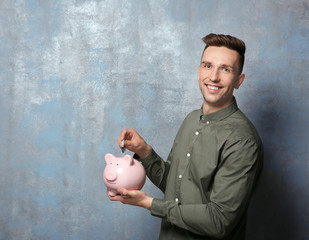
1, 0, 308, 239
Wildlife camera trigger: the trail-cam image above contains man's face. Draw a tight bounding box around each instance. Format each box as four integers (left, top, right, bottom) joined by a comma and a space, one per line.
198, 46, 245, 114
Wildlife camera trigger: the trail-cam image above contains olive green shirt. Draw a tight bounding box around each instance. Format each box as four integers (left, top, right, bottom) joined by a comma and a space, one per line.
136, 100, 263, 240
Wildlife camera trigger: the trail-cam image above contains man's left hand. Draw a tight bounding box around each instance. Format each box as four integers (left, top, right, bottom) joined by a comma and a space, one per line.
107, 188, 153, 210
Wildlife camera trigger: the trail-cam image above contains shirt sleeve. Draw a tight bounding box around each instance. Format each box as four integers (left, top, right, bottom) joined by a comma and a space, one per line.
134, 148, 171, 193
150, 139, 263, 239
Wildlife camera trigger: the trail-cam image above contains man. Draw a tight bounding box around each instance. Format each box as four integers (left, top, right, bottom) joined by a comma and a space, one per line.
108, 33, 264, 240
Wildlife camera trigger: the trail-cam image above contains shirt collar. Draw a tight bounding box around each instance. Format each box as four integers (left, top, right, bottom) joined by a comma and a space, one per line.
199, 98, 238, 123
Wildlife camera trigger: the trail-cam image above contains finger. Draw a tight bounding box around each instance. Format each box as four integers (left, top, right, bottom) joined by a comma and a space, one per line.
107, 189, 127, 201
118, 129, 128, 147
120, 188, 138, 199
109, 195, 124, 201
117, 187, 129, 197
125, 129, 136, 140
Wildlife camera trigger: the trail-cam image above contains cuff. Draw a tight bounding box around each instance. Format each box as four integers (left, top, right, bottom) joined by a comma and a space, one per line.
134, 148, 159, 169
150, 198, 167, 218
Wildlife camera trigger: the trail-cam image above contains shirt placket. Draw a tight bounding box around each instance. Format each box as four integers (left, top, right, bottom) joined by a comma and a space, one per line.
174, 120, 206, 203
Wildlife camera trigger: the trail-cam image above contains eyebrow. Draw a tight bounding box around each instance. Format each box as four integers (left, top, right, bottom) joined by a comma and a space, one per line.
221, 64, 234, 70
201, 61, 234, 70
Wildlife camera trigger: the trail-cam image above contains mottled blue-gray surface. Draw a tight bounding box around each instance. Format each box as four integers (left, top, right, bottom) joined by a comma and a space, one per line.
0, 0, 308, 239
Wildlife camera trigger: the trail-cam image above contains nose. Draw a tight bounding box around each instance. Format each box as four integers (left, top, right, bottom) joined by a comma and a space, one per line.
209, 68, 219, 82
105, 171, 117, 182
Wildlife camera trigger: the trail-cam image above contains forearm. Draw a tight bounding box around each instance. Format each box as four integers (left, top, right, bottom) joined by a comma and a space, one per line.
134, 148, 170, 193
150, 198, 239, 238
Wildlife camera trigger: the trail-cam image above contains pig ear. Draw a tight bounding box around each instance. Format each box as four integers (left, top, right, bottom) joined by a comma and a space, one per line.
105, 153, 115, 164
124, 155, 134, 166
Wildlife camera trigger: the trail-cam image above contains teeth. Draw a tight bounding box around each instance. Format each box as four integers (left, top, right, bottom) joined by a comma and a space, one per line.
207, 85, 219, 90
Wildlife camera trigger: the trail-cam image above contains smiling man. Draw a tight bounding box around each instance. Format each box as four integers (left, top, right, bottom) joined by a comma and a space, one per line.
109, 33, 264, 240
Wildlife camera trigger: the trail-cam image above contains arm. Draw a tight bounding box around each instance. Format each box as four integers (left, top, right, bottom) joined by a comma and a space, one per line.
134, 148, 171, 193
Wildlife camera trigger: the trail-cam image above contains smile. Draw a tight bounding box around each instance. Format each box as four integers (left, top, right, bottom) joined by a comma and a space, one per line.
206, 84, 222, 91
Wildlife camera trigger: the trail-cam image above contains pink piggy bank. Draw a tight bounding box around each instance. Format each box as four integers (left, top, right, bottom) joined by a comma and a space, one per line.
103, 153, 146, 196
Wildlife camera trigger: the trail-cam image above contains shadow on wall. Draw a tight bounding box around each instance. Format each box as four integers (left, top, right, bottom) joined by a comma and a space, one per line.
246, 102, 305, 240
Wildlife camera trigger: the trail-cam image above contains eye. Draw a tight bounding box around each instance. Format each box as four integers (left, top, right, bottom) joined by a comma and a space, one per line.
222, 67, 232, 73
201, 63, 211, 69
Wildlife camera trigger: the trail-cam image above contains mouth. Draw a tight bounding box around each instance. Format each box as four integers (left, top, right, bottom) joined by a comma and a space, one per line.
205, 84, 222, 91
107, 182, 116, 184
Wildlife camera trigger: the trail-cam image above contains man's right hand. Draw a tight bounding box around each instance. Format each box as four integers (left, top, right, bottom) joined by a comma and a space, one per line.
118, 129, 152, 158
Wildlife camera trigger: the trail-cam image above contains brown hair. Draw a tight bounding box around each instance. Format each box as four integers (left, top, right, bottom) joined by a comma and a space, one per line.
201, 33, 246, 74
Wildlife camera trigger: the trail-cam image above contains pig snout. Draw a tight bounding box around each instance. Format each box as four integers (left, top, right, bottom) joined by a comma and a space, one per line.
105, 171, 117, 182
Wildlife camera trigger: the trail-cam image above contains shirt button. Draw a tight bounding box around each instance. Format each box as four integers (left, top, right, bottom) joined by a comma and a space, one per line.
179, 174, 182, 179
195, 131, 199, 135
187, 153, 190, 157
175, 198, 179, 202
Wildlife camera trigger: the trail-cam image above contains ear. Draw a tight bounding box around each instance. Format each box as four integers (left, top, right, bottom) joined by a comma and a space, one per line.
234, 73, 245, 89
123, 155, 134, 166
105, 153, 115, 164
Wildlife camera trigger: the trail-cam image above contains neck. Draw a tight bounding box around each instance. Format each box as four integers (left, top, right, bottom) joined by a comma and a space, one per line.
202, 102, 219, 114
202, 98, 235, 115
